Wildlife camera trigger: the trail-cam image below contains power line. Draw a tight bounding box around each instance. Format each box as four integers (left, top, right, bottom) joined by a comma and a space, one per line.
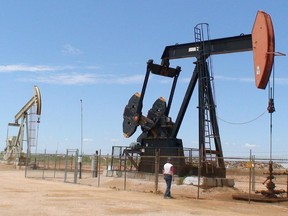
217, 110, 267, 125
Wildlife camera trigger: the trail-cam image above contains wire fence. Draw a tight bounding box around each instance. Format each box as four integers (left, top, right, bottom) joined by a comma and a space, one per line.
1, 150, 288, 198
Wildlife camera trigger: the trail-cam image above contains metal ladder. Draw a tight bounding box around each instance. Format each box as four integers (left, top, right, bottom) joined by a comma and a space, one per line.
194, 23, 217, 174
28, 104, 39, 149
203, 102, 215, 173
194, 25, 203, 56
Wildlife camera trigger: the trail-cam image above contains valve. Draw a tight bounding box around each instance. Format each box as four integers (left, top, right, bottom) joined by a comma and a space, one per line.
267, 98, 275, 113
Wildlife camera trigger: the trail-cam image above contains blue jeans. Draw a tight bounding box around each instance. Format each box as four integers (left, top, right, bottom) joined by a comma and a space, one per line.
164, 174, 172, 197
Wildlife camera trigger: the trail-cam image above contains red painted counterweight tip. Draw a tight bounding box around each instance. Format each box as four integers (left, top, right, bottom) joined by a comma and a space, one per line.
252, 10, 275, 89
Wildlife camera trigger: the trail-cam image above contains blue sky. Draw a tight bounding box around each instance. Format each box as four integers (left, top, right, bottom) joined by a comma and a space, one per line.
1, 1, 288, 158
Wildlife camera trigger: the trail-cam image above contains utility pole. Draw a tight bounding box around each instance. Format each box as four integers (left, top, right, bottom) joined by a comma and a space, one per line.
79, 99, 83, 179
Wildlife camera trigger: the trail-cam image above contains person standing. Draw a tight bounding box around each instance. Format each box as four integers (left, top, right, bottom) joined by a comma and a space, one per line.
163, 157, 174, 199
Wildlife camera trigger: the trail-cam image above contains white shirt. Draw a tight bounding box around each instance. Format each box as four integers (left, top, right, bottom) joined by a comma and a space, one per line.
163, 162, 174, 175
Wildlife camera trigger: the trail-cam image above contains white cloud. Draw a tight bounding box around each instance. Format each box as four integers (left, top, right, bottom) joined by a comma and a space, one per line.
110, 138, 120, 145
0, 64, 73, 73
113, 75, 144, 84
275, 77, 288, 85
243, 143, 256, 148
85, 66, 101, 70
27, 73, 97, 85
214, 75, 254, 83
205, 75, 288, 86
0, 63, 143, 85
21, 73, 144, 85
83, 138, 94, 142
8, 63, 288, 87
62, 44, 82, 56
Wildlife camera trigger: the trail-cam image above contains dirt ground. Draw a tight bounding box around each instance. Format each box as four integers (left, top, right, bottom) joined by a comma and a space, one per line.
0, 164, 288, 216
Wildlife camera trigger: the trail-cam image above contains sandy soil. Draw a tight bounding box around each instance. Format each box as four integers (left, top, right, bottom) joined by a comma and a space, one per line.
0, 164, 288, 216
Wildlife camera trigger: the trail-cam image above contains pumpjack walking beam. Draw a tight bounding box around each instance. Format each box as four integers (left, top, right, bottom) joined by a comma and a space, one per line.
162, 10, 275, 90
161, 34, 252, 65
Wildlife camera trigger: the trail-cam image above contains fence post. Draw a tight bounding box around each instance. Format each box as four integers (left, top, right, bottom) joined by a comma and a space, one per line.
54, 150, 57, 178
95, 151, 98, 177
25, 144, 29, 178
286, 174, 288, 198
248, 149, 252, 204
197, 148, 202, 200
42, 149, 46, 179
124, 150, 127, 191
97, 149, 101, 187
64, 149, 68, 182
154, 149, 159, 194
252, 155, 255, 191
92, 151, 98, 178
74, 149, 79, 184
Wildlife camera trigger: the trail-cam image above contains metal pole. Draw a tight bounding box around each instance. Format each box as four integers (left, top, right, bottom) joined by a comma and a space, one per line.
249, 149, 252, 204
54, 150, 57, 178
106, 153, 109, 177
25, 115, 30, 177
64, 149, 68, 182
154, 149, 159, 194
42, 149, 46, 179
98, 149, 101, 187
197, 147, 202, 200
79, 99, 83, 179
252, 155, 255, 191
286, 174, 288, 198
124, 151, 127, 191
94, 150, 98, 177
270, 110, 273, 161
74, 149, 79, 184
